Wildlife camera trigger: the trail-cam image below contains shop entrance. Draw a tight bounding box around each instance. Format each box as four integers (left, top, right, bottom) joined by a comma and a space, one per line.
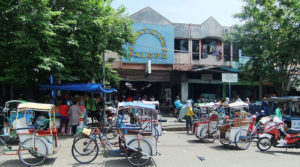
188, 83, 223, 101
119, 81, 164, 101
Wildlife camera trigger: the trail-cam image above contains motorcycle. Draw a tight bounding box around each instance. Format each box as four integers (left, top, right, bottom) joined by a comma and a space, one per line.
257, 116, 300, 151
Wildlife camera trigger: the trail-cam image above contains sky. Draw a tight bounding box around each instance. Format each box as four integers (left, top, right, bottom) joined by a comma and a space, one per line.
111, 0, 245, 26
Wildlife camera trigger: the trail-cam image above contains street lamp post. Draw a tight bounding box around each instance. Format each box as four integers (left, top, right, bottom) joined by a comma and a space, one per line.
102, 51, 106, 125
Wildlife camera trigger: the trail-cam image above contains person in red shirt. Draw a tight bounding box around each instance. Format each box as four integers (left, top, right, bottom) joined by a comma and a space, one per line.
59, 100, 69, 135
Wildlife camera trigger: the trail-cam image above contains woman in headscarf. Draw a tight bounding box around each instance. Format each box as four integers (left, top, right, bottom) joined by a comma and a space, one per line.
184, 100, 194, 134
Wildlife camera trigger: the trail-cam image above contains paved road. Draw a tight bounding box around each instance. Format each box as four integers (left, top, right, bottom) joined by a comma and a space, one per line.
1, 131, 300, 167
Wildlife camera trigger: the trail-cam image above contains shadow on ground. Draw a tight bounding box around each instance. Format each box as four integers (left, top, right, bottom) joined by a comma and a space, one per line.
0, 157, 56, 167
255, 150, 300, 156
186, 139, 206, 144
209, 145, 240, 151
103, 158, 156, 167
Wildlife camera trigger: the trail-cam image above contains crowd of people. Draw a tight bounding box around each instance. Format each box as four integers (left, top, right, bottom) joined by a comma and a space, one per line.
55, 95, 104, 136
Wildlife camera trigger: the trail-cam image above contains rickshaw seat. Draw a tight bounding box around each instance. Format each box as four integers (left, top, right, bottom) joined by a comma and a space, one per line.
28, 128, 57, 136
127, 130, 153, 136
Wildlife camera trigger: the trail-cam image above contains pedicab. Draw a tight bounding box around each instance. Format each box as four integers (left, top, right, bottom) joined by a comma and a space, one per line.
262, 96, 300, 128
139, 101, 162, 140
217, 101, 252, 150
0, 100, 26, 142
71, 101, 159, 166
194, 102, 221, 142
0, 102, 58, 166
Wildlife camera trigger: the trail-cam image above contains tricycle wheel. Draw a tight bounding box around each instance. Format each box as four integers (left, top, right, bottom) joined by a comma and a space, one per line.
126, 138, 152, 166
200, 127, 216, 143
257, 137, 272, 151
235, 129, 252, 150
72, 136, 99, 164
220, 138, 229, 146
18, 138, 48, 166
103, 125, 117, 140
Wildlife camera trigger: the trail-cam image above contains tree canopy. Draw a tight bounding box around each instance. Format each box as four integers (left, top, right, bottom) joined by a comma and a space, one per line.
0, 0, 136, 89
231, 0, 300, 96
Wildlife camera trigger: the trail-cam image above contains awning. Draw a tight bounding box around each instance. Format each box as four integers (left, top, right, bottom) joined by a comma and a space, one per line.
40, 83, 116, 94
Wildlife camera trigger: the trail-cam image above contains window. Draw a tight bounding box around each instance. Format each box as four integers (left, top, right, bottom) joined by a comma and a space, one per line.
175, 39, 188, 53
201, 39, 221, 59
192, 40, 199, 60
224, 28, 229, 34
233, 43, 239, 62
224, 42, 230, 61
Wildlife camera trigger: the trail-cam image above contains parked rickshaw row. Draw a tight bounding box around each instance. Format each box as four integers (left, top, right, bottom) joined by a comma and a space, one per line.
182, 97, 300, 151
0, 100, 162, 166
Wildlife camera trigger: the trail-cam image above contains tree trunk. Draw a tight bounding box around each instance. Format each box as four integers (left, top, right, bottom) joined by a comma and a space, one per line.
10, 85, 14, 99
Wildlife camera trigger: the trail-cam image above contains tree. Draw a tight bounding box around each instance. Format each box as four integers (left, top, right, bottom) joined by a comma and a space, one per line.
231, 0, 300, 96
49, 0, 135, 87
0, 0, 135, 97
0, 0, 62, 87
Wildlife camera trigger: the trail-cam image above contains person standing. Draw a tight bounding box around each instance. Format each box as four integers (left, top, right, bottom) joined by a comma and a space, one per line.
86, 95, 97, 123
59, 100, 69, 135
68, 100, 81, 136
261, 96, 269, 116
185, 100, 194, 135
96, 96, 103, 123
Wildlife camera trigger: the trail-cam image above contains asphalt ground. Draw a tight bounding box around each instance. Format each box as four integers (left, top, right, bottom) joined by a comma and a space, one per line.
1, 130, 300, 167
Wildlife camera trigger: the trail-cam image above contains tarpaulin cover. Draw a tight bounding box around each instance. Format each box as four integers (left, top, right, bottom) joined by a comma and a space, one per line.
40, 83, 115, 93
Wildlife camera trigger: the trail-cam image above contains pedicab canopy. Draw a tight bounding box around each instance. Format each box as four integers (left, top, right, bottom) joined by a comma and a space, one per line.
17, 102, 55, 112
141, 101, 159, 105
40, 83, 116, 93
229, 101, 249, 108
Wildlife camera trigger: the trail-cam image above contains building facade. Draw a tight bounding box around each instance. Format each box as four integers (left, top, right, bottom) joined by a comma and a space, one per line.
107, 7, 263, 112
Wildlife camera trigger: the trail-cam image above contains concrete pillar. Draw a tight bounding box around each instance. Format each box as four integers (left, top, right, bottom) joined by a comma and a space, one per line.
180, 72, 188, 102
189, 39, 192, 68
181, 81, 188, 102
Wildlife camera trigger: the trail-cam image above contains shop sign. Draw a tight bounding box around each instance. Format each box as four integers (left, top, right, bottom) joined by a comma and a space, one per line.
128, 28, 168, 60
222, 73, 238, 83
122, 23, 174, 64
292, 120, 300, 129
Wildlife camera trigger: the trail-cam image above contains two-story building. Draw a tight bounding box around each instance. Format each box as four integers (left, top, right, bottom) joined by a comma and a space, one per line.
107, 7, 263, 112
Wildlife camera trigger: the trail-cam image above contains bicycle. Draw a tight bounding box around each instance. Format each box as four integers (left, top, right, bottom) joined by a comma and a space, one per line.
72, 126, 154, 166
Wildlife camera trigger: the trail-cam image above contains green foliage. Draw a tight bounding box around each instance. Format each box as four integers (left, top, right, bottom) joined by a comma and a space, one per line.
0, 0, 136, 88
231, 0, 300, 96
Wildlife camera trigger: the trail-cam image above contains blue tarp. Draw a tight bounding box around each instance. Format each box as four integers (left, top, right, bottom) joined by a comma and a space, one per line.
40, 83, 116, 93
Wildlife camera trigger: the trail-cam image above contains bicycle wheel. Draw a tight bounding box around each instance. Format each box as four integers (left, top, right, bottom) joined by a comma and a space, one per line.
200, 126, 216, 143
235, 129, 252, 150
18, 138, 48, 166
104, 125, 117, 140
126, 138, 152, 166
72, 136, 99, 164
